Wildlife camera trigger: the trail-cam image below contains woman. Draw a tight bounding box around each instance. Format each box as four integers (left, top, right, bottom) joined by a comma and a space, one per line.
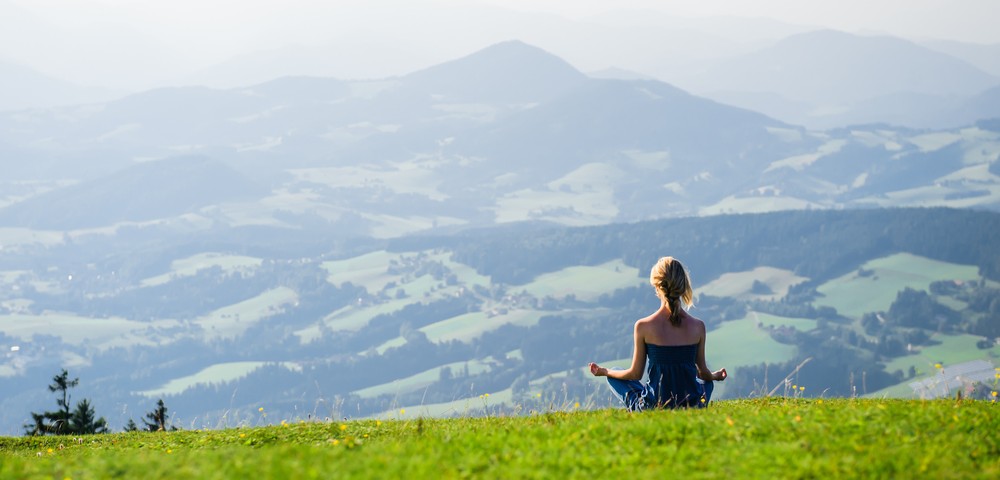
589, 256, 727, 411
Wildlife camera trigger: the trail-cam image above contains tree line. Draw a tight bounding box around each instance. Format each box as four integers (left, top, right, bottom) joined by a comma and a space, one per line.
25, 369, 176, 435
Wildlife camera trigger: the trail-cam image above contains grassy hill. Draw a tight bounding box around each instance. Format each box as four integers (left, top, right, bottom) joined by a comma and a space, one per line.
1, 399, 997, 479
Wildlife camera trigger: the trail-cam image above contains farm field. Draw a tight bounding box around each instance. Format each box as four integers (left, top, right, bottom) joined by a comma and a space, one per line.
699, 266, 808, 301
138, 361, 303, 398
813, 253, 980, 319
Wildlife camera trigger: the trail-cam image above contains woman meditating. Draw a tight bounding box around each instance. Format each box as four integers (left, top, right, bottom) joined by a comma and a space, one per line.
589, 256, 727, 410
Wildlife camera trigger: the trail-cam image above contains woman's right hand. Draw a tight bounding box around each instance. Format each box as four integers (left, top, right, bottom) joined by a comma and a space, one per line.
589, 362, 606, 377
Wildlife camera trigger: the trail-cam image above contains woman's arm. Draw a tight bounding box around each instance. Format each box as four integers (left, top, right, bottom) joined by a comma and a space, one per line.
590, 320, 646, 380
696, 320, 727, 382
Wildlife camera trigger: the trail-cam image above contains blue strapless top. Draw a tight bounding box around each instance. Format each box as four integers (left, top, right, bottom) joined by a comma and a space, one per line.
644, 343, 706, 409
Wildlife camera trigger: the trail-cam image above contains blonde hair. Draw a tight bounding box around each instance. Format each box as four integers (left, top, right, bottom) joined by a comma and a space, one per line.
649, 256, 694, 326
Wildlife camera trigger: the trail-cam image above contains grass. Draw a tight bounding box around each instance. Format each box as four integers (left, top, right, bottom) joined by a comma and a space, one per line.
138, 362, 303, 398
194, 287, 299, 341
699, 267, 808, 301
1, 399, 997, 478
140, 253, 263, 287
813, 253, 980, 319
514, 259, 643, 302
706, 316, 799, 369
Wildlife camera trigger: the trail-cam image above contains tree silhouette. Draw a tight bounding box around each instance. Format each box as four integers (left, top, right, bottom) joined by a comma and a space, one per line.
70, 399, 109, 434
124, 418, 139, 432
141, 399, 175, 432
24, 369, 108, 436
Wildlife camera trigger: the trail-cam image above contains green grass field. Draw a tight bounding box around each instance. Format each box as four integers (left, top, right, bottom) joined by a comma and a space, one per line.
1, 399, 996, 479
352, 359, 495, 399
813, 253, 980, 319
705, 316, 799, 370
514, 259, 643, 302
194, 287, 299, 341
138, 362, 303, 398
140, 253, 264, 287
699, 267, 808, 301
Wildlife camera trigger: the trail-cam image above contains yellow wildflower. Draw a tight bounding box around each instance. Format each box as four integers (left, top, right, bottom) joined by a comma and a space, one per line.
339, 424, 347, 431
399, 409, 405, 415
574, 402, 580, 409
47, 448, 53, 454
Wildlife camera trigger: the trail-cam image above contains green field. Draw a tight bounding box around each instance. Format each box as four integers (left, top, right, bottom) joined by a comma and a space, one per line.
352, 359, 496, 399
512, 259, 642, 302
699, 266, 808, 301
138, 362, 303, 398
0, 313, 178, 348
195, 287, 299, 341
814, 253, 980, 319
748, 311, 818, 331
140, 252, 264, 287
706, 315, 799, 371
2, 399, 997, 479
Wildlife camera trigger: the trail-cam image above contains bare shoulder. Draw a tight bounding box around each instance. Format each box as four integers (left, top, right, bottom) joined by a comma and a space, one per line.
685, 313, 706, 331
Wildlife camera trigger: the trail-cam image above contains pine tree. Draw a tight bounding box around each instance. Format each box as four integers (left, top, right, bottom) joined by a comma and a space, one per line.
142, 399, 174, 432
124, 418, 139, 432
24, 369, 78, 435
70, 399, 109, 434
24, 369, 109, 436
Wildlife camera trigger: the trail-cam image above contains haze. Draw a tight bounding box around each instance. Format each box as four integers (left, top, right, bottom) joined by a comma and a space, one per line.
2, 0, 998, 92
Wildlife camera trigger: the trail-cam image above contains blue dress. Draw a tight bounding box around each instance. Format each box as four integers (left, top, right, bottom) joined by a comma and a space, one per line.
605, 343, 713, 411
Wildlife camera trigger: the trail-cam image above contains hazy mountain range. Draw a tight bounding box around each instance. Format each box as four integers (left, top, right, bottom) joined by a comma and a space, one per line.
1, 40, 998, 238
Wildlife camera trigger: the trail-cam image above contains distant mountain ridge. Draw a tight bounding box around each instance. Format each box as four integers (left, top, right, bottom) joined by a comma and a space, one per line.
0, 40, 998, 236
686, 30, 1000, 129
0, 156, 265, 229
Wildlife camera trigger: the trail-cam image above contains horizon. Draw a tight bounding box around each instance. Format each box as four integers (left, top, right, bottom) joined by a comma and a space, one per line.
2, 0, 998, 92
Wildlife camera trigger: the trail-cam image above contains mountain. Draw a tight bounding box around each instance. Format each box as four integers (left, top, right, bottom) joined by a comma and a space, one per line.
921, 39, 1000, 78
0, 156, 266, 229
1, 40, 998, 235
689, 30, 1000, 129
397, 40, 589, 104
0, 59, 122, 111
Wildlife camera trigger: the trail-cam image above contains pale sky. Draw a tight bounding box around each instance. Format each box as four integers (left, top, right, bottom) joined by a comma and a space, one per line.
2, 0, 998, 90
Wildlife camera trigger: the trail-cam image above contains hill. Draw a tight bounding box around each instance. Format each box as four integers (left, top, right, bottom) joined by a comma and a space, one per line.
1, 40, 998, 235
0, 399, 997, 478
1, 207, 998, 432
691, 30, 1000, 129
0, 156, 267, 229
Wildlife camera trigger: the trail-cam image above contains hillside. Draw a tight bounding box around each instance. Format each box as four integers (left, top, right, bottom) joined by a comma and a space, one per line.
1, 207, 998, 432
689, 30, 1000, 129
1, 399, 997, 479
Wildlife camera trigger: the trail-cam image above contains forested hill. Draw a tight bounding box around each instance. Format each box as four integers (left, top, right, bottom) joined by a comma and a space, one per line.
389, 207, 1000, 285
3, 207, 999, 431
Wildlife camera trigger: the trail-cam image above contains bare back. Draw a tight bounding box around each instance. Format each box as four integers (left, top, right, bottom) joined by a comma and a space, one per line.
638, 308, 704, 347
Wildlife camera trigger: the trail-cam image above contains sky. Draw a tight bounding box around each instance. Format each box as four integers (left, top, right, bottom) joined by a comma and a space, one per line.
2, 0, 998, 90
